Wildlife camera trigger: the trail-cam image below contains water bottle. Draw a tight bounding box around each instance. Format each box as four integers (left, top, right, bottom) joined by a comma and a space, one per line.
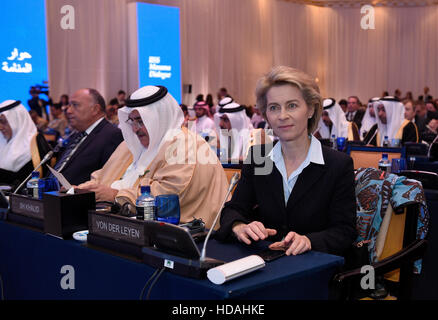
378, 153, 391, 173
330, 134, 337, 150
382, 136, 390, 147
136, 186, 155, 220
27, 171, 40, 199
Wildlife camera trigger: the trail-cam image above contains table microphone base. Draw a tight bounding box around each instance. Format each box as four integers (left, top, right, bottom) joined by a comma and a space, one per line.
142, 247, 224, 279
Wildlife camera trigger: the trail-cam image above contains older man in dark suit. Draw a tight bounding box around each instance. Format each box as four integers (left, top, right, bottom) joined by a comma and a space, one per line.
51, 88, 123, 185
346, 96, 365, 131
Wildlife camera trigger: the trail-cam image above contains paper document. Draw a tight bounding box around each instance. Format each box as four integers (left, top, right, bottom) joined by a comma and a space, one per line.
47, 166, 74, 194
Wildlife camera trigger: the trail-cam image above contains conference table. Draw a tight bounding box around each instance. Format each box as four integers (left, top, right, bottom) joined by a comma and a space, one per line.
0, 219, 344, 300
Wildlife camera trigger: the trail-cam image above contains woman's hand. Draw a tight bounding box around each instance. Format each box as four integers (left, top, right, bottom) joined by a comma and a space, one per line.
232, 221, 277, 245
76, 181, 118, 202
269, 231, 311, 255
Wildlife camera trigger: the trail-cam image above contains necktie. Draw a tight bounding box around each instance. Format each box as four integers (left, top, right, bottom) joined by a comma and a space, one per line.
53, 131, 87, 172
347, 112, 353, 121
228, 136, 232, 160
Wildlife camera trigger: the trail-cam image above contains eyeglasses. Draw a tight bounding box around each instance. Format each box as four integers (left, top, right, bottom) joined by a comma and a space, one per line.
126, 116, 144, 129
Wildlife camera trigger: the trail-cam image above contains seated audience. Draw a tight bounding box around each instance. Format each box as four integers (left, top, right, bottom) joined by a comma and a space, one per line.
189, 100, 217, 143
214, 97, 269, 162
29, 109, 48, 131
180, 104, 189, 127
345, 95, 365, 131
50, 88, 123, 185
421, 116, 438, 145
314, 98, 358, 141
117, 90, 126, 107
251, 105, 264, 129
403, 91, 413, 101
28, 87, 51, 121
59, 94, 69, 107
77, 85, 229, 229
415, 100, 428, 134
48, 103, 68, 136
216, 66, 357, 257
106, 98, 120, 126
206, 93, 215, 115
426, 100, 438, 113
338, 99, 348, 113
363, 96, 418, 146
394, 89, 402, 101
359, 97, 379, 140
418, 86, 433, 102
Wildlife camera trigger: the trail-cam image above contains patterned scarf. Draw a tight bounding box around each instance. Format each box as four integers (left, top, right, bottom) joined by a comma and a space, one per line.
354, 167, 429, 273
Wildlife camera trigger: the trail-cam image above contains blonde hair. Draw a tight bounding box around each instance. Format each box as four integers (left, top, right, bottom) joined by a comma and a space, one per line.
255, 66, 322, 134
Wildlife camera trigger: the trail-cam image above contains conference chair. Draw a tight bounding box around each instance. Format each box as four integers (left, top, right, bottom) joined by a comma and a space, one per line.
222, 163, 242, 194
332, 201, 428, 300
30, 133, 53, 176
399, 170, 438, 190
348, 122, 361, 142
43, 130, 59, 149
404, 142, 428, 157
346, 145, 406, 170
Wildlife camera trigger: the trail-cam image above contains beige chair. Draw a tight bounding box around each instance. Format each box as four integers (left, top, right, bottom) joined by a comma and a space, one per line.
30, 133, 55, 176
333, 202, 427, 300
348, 146, 403, 170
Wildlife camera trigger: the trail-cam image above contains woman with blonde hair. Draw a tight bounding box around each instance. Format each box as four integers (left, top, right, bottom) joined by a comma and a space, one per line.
217, 66, 356, 257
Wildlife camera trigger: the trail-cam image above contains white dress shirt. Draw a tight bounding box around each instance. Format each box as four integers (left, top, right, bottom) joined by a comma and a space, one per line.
85, 117, 104, 135
268, 135, 325, 205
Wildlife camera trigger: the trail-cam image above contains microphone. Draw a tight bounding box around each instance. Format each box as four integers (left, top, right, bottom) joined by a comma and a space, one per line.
13, 150, 54, 194
427, 134, 438, 158
200, 172, 240, 261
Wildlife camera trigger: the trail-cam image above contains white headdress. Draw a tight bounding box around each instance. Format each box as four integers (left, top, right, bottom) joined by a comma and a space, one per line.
0, 100, 37, 172
317, 98, 348, 139
113, 86, 184, 189
375, 96, 405, 146
214, 97, 253, 160
360, 97, 379, 140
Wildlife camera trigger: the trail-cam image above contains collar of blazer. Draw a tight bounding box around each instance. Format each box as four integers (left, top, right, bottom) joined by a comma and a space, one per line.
63, 118, 109, 169
261, 150, 327, 212
285, 162, 327, 210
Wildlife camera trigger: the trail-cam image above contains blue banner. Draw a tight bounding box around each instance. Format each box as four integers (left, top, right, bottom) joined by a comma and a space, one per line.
0, 0, 49, 109
137, 3, 182, 103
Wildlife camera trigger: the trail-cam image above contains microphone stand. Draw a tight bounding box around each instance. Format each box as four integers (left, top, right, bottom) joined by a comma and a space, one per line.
427, 134, 438, 159
200, 172, 240, 261
13, 151, 53, 194
13, 131, 69, 195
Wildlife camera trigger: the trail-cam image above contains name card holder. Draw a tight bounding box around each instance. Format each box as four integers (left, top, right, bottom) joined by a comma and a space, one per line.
8, 194, 45, 230
43, 190, 95, 239
7, 190, 95, 238
87, 211, 150, 259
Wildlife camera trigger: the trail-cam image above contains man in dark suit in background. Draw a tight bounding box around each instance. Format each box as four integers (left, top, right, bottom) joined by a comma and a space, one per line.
414, 100, 428, 135
346, 95, 365, 131
51, 88, 123, 185
27, 87, 52, 121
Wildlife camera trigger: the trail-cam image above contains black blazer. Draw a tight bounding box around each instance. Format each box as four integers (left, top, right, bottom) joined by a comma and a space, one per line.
352, 109, 365, 131
216, 144, 357, 257
363, 122, 418, 146
55, 118, 123, 185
